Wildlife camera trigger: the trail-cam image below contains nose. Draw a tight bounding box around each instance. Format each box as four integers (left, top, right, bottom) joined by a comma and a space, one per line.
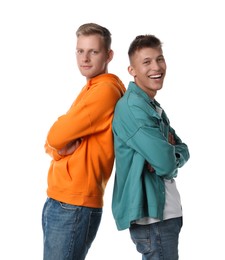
151, 60, 160, 70
81, 52, 90, 62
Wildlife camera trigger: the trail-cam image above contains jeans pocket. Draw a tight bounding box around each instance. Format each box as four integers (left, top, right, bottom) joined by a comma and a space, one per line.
129, 224, 151, 254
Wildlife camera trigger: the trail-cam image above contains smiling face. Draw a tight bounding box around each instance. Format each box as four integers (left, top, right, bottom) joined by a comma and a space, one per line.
128, 46, 166, 99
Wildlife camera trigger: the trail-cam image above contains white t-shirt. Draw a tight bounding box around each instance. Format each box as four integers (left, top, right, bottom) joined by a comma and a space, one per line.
135, 179, 182, 225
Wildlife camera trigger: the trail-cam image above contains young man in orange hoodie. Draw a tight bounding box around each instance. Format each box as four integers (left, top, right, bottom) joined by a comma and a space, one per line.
42, 23, 126, 260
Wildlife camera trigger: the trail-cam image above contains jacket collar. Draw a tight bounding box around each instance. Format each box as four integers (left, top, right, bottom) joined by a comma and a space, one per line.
128, 81, 161, 109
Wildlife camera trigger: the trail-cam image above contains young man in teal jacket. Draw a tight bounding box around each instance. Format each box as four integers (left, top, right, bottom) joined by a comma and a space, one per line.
112, 35, 190, 259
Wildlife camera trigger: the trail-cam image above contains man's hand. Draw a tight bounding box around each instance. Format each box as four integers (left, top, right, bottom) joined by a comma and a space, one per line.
147, 163, 155, 173
168, 132, 176, 145
58, 139, 82, 156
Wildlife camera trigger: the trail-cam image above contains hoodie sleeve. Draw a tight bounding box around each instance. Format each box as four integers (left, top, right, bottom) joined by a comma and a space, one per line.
44, 140, 62, 161
46, 80, 124, 150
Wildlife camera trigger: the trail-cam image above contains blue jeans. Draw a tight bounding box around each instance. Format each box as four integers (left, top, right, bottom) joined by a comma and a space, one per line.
129, 217, 183, 260
42, 198, 102, 260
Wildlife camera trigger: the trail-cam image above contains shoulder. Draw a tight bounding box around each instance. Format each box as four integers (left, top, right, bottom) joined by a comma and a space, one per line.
90, 74, 125, 96
115, 89, 150, 114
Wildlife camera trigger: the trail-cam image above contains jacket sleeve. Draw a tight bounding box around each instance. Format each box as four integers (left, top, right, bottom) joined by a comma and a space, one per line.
169, 126, 190, 168
121, 99, 189, 179
46, 82, 122, 150
127, 124, 179, 179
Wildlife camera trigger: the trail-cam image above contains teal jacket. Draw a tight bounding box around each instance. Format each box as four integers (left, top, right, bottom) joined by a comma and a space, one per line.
112, 82, 190, 230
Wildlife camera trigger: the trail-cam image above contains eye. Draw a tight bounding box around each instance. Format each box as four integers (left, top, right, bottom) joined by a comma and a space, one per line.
76, 49, 83, 55
91, 50, 99, 55
157, 56, 165, 63
143, 60, 151, 65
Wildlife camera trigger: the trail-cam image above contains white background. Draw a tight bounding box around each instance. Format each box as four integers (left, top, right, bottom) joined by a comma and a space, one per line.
1, 0, 224, 259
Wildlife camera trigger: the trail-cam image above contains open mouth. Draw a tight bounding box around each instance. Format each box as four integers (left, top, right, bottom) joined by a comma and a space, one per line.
149, 73, 163, 79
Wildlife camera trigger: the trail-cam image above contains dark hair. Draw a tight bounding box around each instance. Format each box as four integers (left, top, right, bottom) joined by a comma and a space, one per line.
128, 35, 162, 59
76, 23, 112, 50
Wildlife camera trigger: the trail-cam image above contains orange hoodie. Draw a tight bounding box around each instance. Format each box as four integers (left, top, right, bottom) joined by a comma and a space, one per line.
45, 73, 126, 208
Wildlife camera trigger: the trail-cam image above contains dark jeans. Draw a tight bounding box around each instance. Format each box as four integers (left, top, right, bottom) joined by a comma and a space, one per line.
129, 217, 183, 260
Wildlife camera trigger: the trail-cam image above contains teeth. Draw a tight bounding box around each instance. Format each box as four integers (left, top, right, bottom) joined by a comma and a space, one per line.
150, 74, 161, 79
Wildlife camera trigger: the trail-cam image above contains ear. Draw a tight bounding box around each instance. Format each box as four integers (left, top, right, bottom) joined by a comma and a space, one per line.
128, 65, 136, 77
106, 49, 114, 63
